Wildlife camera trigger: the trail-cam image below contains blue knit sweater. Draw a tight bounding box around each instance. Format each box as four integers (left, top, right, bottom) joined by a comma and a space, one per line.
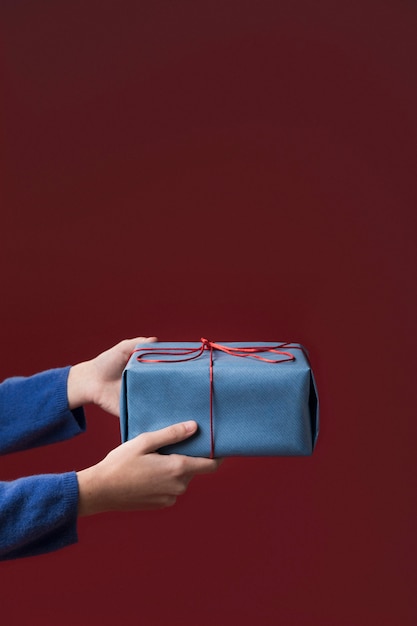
0, 367, 86, 560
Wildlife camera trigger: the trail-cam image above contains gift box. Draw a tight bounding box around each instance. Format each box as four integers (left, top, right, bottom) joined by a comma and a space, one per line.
120, 339, 319, 458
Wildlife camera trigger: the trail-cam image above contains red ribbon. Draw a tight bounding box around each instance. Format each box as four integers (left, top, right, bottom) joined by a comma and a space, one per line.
132, 338, 299, 458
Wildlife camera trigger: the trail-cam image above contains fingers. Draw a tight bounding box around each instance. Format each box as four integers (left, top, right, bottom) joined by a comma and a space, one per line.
124, 336, 158, 351
116, 337, 158, 361
130, 336, 158, 345
140, 421, 198, 453
181, 456, 223, 475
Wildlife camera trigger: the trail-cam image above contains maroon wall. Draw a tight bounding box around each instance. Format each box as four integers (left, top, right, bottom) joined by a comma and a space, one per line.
1, 2, 416, 624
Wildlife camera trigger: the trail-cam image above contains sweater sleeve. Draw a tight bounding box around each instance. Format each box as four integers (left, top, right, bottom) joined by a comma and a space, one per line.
0, 367, 86, 559
0, 471, 79, 560
0, 366, 86, 454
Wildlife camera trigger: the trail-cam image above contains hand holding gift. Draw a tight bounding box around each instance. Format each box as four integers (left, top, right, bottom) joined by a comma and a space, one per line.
67, 336, 158, 416
77, 420, 221, 516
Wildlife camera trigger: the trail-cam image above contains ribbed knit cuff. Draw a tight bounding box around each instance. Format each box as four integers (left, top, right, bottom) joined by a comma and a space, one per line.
0, 471, 80, 561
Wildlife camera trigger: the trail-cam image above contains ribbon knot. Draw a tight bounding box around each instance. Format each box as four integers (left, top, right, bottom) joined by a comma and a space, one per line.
132, 339, 301, 458
201, 337, 211, 349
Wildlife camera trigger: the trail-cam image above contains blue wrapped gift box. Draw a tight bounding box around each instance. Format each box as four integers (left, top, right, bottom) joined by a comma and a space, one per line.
120, 340, 319, 458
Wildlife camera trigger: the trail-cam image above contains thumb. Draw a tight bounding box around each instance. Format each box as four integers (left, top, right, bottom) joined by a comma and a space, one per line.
139, 421, 198, 453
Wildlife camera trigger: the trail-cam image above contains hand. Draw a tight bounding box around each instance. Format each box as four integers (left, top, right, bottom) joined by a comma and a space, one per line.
77, 421, 221, 516
67, 336, 157, 416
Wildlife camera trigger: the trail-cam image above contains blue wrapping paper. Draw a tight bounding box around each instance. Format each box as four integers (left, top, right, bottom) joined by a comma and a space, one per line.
120, 341, 319, 457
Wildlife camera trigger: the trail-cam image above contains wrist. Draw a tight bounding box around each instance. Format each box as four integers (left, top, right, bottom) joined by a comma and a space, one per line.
77, 465, 106, 517
67, 361, 97, 409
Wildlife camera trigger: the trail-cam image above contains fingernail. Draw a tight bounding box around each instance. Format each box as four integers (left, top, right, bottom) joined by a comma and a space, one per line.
184, 421, 197, 433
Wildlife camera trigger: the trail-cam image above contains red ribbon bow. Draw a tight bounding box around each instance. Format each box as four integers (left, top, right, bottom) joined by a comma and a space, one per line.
132, 338, 298, 458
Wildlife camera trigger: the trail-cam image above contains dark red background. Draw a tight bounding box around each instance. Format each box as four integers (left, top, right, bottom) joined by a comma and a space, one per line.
1, 1, 416, 624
